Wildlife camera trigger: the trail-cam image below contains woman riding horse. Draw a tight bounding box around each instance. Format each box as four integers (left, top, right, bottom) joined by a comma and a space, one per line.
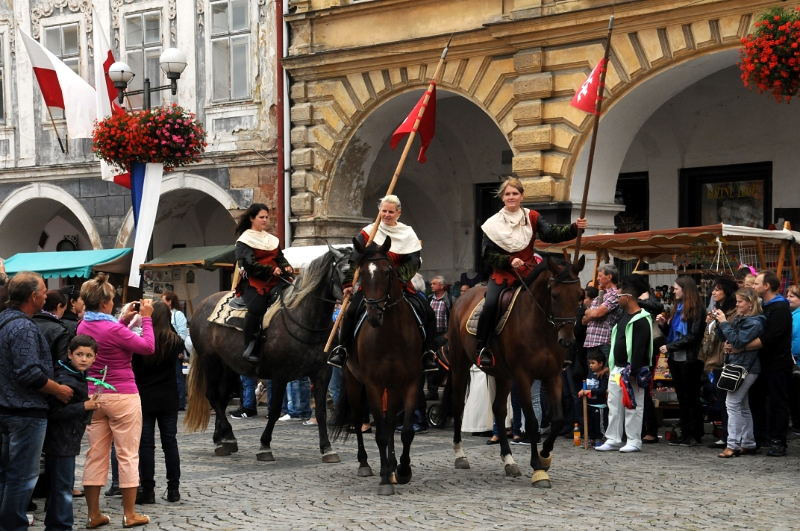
476, 176, 588, 368
235, 203, 293, 362
327, 195, 438, 373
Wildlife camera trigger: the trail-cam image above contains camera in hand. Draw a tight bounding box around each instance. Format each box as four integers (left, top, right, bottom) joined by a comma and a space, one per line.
132, 302, 141, 312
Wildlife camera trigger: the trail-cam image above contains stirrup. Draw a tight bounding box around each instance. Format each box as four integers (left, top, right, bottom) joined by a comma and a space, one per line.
243, 340, 259, 363
327, 345, 347, 368
422, 350, 438, 373
477, 347, 495, 368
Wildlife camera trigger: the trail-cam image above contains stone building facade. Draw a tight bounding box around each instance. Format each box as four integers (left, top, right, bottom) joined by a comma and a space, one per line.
282, 0, 798, 281
0, 0, 280, 302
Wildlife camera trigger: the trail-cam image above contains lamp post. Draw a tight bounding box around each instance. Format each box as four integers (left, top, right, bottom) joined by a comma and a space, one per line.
108, 48, 187, 110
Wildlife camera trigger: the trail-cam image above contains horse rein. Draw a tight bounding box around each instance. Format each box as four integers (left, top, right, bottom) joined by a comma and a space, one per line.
514, 267, 580, 331
360, 256, 402, 315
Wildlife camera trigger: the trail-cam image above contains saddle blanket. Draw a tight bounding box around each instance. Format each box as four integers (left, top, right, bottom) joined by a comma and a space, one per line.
466, 286, 522, 336
207, 290, 290, 331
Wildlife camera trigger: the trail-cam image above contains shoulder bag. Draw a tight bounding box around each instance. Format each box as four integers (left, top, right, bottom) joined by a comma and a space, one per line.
717, 355, 757, 393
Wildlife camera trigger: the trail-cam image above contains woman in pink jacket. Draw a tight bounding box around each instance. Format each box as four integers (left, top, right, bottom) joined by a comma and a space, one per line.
78, 274, 155, 529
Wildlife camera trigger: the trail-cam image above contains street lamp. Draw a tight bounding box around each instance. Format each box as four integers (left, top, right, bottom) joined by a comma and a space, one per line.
108, 48, 188, 109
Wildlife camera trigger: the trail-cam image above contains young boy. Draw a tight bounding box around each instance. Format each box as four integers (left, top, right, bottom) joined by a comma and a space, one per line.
44, 335, 100, 531
578, 351, 609, 447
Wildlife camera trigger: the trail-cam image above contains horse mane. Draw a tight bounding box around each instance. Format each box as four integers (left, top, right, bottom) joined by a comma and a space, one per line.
282, 248, 350, 310
522, 257, 574, 286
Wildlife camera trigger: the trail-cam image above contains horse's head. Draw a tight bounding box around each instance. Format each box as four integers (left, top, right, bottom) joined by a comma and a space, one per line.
353, 235, 396, 328
544, 255, 586, 349
326, 242, 350, 302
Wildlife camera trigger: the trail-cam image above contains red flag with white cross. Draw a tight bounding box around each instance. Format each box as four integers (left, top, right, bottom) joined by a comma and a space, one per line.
570, 59, 607, 115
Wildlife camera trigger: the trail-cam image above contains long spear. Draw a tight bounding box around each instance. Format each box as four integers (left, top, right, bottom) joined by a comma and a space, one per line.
573, 15, 614, 265
324, 36, 452, 354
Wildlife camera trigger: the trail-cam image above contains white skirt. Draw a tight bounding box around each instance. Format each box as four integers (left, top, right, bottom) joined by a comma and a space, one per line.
461, 366, 512, 433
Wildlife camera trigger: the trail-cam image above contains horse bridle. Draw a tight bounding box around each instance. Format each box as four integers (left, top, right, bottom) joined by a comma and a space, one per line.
515, 268, 581, 331
360, 256, 402, 316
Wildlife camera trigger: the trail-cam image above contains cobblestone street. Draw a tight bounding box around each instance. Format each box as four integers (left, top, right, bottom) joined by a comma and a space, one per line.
26, 411, 800, 530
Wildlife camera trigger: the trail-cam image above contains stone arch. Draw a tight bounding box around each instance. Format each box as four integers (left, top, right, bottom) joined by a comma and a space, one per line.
115, 172, 240, 248
0, 183, 102, 256
289, 53, 519, 221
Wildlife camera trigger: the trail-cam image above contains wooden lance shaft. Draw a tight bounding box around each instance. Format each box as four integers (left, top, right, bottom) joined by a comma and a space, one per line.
324, 37, 452, 354
573, 15, 614, 265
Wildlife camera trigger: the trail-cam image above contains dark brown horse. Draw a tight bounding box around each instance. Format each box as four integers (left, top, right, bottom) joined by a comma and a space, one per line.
332, 237, 423, 496
184, 246, 349, 463
447, 256, 585, 488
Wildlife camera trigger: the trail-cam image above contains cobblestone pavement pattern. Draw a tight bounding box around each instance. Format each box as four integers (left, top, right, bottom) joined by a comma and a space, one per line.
27, 412, 800, 530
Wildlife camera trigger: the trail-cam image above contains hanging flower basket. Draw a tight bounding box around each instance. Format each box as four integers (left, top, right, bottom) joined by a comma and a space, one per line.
93, 103, 207, 173
739, 7, 800, 103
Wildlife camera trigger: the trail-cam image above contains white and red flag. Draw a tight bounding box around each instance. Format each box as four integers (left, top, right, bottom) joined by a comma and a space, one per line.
19, 29, 96, 138
570, 58, 607, 115
390, 83, 437, 163
93, 10, 131, 188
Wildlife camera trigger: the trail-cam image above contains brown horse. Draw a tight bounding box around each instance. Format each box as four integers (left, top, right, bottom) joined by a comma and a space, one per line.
447, 256, 585, 488
184, 246, 349, 463
332, 237, 423, 496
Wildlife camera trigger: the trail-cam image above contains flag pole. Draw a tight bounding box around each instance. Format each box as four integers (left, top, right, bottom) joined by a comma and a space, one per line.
46, 106, 66, 154
324, 35, 452, 354
573, 15, 614, 265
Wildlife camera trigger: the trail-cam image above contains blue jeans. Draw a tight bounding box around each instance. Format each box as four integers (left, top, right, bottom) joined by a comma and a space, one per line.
241, 375, 257, 410
329, 367, 342, 407
176, 359, 186, 409
44, 454, 75, 531
287, 378, 312, 418
0, 415, 47, 531
139, 410, 180, 491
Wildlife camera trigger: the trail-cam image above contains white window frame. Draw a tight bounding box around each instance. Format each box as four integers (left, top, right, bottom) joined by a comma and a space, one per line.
0, 33, 5, 124
206, 0, 253, 105
119, 4, 166, 109
39, 15, 87, 123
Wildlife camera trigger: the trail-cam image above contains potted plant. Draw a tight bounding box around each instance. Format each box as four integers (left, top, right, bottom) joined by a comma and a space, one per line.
740, 6, 800, 103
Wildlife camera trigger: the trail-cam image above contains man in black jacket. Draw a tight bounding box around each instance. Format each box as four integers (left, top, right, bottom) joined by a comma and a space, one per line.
0, 272, 73, 531
744, 270, 794, 456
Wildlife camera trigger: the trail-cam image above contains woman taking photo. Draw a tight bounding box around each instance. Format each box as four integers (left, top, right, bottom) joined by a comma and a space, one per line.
77, 274, 155, 528
327, 194, 439, 373
713, 288, 765, 457
656, 276, 706, 447
132, 301, 184, 504
699, 277, 738, 448
476, 176, 587, 368
235, 203, 293, 362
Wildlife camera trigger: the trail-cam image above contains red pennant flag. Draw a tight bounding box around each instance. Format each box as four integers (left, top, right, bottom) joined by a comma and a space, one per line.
570, 59, 607, 115
390, 84, 436, 163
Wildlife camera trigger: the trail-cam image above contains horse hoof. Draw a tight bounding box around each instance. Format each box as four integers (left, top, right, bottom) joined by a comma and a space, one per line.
455, 457, 470, 470
256, 451, 275, 462
358, 466, 374, 477
532, 469, 551, 489
222, 441, 238, 453
537, 450, 552, 472
505, 464, 521, 477
377, 484, 395, 496
214, 444, 231, 456
395, 469, 412, 485
321, 453, 341, 464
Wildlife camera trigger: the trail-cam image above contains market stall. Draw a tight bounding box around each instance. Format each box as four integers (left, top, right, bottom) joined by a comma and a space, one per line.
3, 248, 133, 279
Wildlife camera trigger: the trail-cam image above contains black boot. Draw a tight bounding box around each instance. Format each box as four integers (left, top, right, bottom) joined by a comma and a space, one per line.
167, 488, 180, 502
327, 345, 347, 368
476, 343, 494, 368
422, 350, 438, 372
242, 313, 261, 363
135, 489, 155, 504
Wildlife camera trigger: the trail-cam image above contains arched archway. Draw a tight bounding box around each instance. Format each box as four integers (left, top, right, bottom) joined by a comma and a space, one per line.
115, 172, 240, 248
569, 47, 740, 228
0, 183, 101, 256
325, 88, 513, 279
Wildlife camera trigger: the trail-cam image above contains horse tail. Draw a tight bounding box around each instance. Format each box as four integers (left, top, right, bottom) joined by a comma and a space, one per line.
183, 352, 211, 433
330, 378, 352, 442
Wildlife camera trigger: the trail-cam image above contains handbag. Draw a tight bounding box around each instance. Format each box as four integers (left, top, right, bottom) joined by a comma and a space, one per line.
718, 355, 757, 392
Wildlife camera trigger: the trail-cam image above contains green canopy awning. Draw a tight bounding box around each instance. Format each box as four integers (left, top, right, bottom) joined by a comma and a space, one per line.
142, 245, 236, 270
3, 249, 133, 279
